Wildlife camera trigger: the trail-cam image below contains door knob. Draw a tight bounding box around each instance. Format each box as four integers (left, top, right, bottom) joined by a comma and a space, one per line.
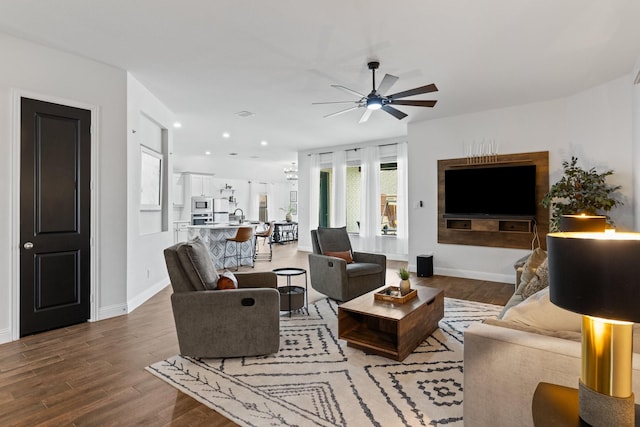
23, 242, 33, 250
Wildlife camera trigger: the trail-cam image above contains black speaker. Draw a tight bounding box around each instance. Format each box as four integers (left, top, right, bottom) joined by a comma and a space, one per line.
417, 254, 433, 277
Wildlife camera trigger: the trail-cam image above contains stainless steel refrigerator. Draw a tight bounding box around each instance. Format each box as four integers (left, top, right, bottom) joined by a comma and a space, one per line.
213, 198, 229, 223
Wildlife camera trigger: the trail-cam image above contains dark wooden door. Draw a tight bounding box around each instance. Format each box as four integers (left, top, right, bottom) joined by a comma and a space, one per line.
20, 98, 91, 337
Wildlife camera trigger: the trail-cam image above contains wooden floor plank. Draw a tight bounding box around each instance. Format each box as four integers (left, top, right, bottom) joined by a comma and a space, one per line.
0, 242, 513, 425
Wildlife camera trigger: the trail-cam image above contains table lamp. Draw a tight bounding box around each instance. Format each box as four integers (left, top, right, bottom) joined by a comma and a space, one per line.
547, 231, 640, 426
559, 214, 606, 233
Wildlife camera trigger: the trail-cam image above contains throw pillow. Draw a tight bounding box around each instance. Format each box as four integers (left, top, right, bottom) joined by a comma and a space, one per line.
176, 237, 219, 290
324, 250, 354, 264
521, 258, 549, 299
516, 247, 547, 295
217, 271, 238, 290
502, 287, 582, 332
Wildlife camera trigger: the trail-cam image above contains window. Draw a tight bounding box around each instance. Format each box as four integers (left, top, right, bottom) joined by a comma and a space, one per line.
380, 162, 398, 235
345, 162, 398, 235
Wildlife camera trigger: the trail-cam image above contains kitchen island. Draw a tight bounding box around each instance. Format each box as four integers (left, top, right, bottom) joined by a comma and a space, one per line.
187, 224, 258, 269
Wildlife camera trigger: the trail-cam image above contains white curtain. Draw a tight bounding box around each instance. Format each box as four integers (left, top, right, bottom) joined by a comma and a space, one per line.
396, 142, 409, 254
308, 154, 321, 231
331, 150, 347, 227
360, 146, 380, 252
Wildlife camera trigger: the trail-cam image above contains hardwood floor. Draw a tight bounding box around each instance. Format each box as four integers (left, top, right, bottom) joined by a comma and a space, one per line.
0, 242, 513, 426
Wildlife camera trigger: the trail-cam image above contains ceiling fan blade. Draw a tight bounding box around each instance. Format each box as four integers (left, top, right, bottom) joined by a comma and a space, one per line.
331, 84, 366, 98
376, 73, 399, 95
324, 105, 360, 118
312, 101, 359, 105
358, 108, 373, 124
381, 105, 408, 120
388, 99, 437, 108
388, 83, 438, 100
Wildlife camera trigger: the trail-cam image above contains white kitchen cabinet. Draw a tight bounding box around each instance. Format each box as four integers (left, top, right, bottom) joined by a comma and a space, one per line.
202, 175, 214, 196
188, 174, 215, 197
172, 173, 185, 207
173, 221, 190, 243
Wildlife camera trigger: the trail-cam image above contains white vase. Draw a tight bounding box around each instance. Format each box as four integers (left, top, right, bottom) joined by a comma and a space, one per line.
399, 279, 411, 296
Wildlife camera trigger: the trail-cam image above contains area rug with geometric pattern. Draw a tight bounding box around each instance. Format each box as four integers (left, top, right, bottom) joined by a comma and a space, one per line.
146, 296, 502, 427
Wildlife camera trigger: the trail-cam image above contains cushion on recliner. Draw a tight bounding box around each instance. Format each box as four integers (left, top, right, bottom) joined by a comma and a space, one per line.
346, 262, 383, 278
324, 250, 354, 263
316, 227, 353, 254
177, 237, 219, 291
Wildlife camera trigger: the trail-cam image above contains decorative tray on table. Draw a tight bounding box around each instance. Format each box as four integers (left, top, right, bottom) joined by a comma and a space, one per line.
374, 286, 417, 304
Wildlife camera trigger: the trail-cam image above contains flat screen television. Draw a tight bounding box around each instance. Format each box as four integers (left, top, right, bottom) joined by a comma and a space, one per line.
444, 164, 537, 218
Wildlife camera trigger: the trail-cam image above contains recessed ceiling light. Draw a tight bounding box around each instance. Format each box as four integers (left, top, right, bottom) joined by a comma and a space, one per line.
229, 152, 238, 156
205, 151, 211, 155
235, 111, 255, 118
173, 122, 182, 128
222, 132, 230, 138
260, 140, 268, 146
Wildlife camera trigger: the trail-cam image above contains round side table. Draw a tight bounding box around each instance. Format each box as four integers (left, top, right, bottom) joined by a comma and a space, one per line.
272, 267, 308, 316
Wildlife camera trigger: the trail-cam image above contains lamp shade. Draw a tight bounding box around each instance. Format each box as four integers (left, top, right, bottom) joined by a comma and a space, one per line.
560, 215, 606, 232
547, 232, 640, 322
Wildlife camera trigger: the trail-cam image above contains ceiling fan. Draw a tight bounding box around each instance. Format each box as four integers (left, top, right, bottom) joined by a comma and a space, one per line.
313, 61, 438, 123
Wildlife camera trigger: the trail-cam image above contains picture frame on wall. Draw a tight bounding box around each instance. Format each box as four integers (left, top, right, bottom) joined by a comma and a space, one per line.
290, 203, 297, 215
290, 191, 297, 202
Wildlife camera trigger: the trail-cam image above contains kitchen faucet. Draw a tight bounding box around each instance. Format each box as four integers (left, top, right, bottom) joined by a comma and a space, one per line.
233, 208, 244, 224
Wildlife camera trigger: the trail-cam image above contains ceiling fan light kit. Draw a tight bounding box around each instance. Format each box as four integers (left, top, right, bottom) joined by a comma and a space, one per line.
366, 98, 382, 110
314, 60, 438, 122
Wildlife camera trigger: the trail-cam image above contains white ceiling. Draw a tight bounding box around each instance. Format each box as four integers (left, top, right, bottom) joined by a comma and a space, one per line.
1, 1, 640, 169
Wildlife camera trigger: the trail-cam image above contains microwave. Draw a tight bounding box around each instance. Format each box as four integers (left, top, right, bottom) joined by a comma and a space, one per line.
191, 196, 213, 213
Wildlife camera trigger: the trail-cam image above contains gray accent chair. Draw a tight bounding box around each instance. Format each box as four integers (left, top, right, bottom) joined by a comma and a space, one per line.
308, 227, 386, 301
164, 241, 280, 358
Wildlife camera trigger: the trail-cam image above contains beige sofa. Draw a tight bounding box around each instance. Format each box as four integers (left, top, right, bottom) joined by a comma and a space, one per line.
464, 318, 640, 427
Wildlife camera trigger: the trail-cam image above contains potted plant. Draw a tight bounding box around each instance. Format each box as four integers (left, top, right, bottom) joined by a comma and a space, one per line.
541, 156, 623, 231
398, 267, 411, 295
280, 205, 295, 222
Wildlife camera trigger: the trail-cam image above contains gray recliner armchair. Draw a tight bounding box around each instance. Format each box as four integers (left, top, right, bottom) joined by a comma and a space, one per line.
164, 239, 280, 358
308, 227, 386, 301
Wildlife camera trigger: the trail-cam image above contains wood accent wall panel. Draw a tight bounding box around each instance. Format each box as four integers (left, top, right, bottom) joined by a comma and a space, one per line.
437, 151, 549, 250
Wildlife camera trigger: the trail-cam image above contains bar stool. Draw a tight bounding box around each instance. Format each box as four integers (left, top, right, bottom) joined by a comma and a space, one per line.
223, 227, 254, 270
254, 221, 274, 262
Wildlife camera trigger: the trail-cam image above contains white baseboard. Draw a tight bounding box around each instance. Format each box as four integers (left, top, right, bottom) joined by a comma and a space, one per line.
97, 303, 128, 321
127, 278, 170, 314
0, 327, 12, 344
385, 253, 408, 262
433, 267, 513, 285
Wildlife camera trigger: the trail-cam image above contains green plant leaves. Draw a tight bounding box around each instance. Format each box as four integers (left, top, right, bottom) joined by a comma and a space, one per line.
541, 156, 622, 231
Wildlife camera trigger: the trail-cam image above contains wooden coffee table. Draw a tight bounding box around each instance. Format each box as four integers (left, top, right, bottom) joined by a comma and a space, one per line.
338, 286, 444, 361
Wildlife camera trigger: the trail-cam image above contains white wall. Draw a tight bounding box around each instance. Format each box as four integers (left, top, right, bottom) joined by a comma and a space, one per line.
126, 74, 176, 312
0, 33, 128, 342
408, 74, 634, 284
